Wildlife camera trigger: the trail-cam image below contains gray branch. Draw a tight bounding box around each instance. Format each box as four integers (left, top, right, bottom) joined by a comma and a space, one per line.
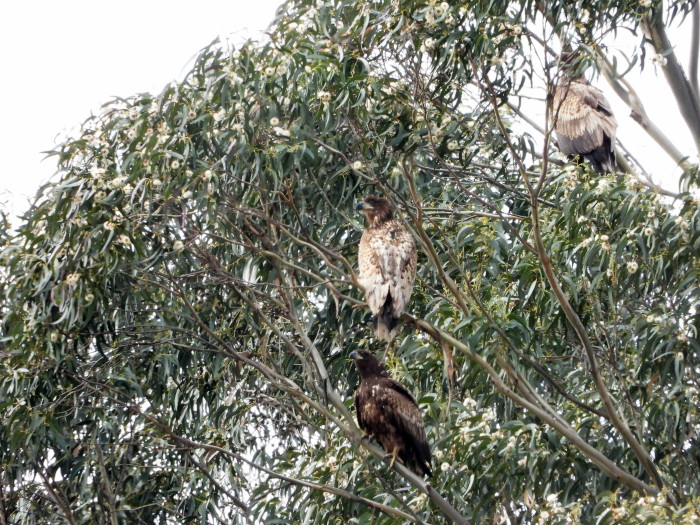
691, 1, 700, 97
642, 5, 700, 153
595, 48, 690, 169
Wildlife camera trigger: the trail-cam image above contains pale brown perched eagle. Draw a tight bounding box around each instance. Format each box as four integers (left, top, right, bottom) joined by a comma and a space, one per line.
349, 350, 432, 477
356, 195, 417, 342
552, 72, 618, 174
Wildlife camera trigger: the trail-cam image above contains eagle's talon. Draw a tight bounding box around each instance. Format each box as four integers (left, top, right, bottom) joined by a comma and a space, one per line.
387, 448, 399, 469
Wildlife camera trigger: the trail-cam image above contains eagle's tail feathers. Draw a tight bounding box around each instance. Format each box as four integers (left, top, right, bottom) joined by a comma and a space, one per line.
417, 452, 433, 478
372, 315, 397, 341
403, 454, 433, 478
373, 294, 399, 341
405, 439, 433, 478
585, 138, 617, 174
413, 460, 432, 478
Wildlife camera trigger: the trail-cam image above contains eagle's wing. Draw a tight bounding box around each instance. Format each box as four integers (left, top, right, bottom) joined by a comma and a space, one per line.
586, 86, 617, 144
358, 222, 416, 317
387, 226, 417, 319
377, 378, 431, 472
355, 388, 369, 433
358, 230, 390, 316
554, 83, 617, 156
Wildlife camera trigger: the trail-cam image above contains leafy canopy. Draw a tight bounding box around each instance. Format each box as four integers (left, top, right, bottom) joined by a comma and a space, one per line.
2, 0, 700, 523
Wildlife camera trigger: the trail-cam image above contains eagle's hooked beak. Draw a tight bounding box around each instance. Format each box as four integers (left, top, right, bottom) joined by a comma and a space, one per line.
348, 351, 358, 360
354, 202, 364, 211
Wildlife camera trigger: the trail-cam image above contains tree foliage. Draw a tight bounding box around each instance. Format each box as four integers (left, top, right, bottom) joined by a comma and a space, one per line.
2, 0, 700, 523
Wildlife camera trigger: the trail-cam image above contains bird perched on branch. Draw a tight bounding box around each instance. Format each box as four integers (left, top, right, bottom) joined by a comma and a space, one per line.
356, 195, 416, 342
349, 350, 432, 477
552, 58, 618, 174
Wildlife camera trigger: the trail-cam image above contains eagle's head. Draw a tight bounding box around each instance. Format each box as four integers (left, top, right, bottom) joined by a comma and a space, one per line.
355, 195, 393, 227
349, 350, 387, 378
551, 51, 586, 82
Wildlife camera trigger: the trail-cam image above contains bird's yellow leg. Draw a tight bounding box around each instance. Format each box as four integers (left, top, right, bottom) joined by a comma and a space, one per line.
387, 447, 399, 469
380, 340, 394, 361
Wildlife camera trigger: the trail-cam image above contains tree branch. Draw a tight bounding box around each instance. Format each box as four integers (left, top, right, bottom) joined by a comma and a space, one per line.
93, 438, 118, 525
405, 314, 659, 497
36, 466, 77, 525
529, 202, 668, 495
641, 5, 700, 153
150, 255, 470, 523
595, 49, 690, 170
185, 451, 250, 515
475, 53, 671, 498
691, 1, 700, 98
62, 370, 442, 524
459, 265, 608, 419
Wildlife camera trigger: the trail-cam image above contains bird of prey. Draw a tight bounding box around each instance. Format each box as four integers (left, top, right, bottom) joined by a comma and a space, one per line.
350, 350, 432, 477
552, 66, 618, 174
356, 195, 416, 342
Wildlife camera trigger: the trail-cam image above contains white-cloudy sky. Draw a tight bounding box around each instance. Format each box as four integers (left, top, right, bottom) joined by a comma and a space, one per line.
0, 0, 281, 221
0, 2, 696, 224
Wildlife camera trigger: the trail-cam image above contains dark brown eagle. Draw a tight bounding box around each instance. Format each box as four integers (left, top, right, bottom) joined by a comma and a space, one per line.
356, 195, 417, 341
552, 72, 618, 174
350, 350, 432, 477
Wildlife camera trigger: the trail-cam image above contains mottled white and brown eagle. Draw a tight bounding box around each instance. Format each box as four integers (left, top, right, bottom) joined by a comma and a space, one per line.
350, 350, 432, 477
356, 195, 417, 342
552, 72, 618, 174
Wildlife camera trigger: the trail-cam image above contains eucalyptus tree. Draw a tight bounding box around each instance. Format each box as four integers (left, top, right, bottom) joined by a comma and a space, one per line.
2, 0, 699, 523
